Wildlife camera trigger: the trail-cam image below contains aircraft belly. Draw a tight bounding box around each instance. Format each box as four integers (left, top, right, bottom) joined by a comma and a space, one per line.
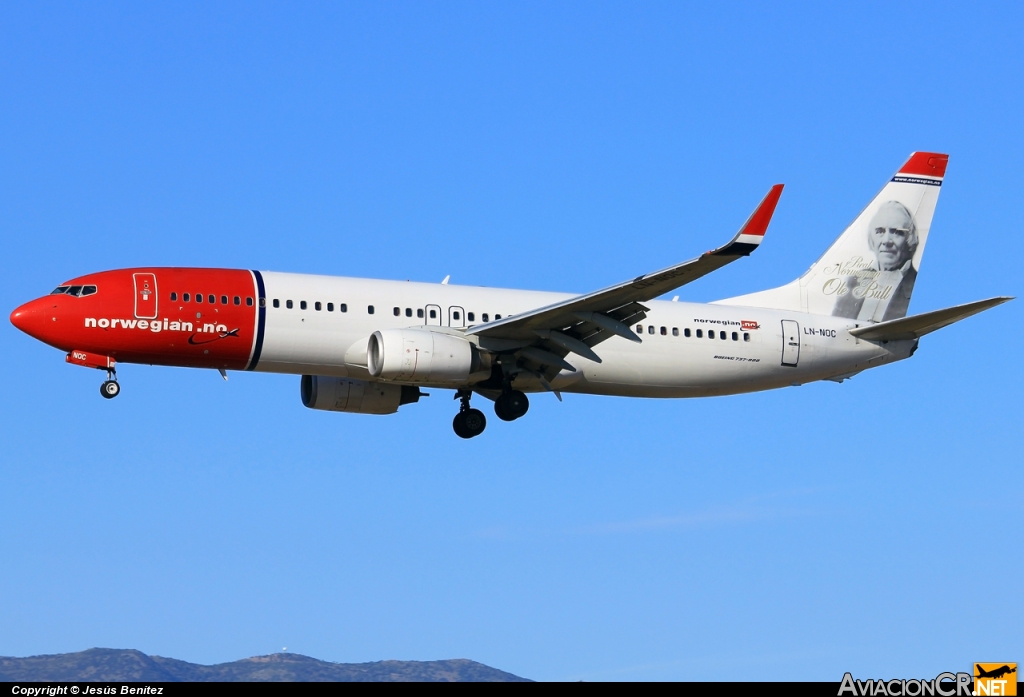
577, 341, 772, 396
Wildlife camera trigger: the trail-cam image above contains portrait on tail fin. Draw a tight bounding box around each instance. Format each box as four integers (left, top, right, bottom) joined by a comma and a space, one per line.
713, 152, 944, 318
831, 200, 919, 322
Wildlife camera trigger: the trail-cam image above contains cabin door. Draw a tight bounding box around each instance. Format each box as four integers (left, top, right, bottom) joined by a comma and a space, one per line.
133, 273, 159, 319
781, 320, 800, 367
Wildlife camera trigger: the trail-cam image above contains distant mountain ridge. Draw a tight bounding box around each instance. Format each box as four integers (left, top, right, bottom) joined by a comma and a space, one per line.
0, 648, 530, 682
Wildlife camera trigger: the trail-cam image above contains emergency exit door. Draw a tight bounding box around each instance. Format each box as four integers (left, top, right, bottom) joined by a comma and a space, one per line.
781, 320, 800, 367
448, 306, 465, 328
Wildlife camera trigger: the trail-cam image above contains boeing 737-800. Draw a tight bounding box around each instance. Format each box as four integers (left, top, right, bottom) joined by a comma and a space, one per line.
10, 152, 1011, 438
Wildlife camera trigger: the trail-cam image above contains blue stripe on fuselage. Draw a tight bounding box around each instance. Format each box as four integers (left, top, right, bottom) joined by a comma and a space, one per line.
247, 270, 267, 371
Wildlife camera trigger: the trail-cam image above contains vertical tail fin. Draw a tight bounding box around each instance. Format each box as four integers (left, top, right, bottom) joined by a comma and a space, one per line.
716, 152, 948, 321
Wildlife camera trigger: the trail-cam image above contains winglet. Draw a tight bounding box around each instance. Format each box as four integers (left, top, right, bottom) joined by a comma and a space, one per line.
713, 184, 784, 257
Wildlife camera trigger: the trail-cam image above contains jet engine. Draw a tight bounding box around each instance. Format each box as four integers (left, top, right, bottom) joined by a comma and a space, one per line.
367, 329, 492, 384
300, 375, 422, 415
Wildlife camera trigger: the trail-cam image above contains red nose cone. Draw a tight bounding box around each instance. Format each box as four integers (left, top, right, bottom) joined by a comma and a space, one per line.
10, 298, 52, 342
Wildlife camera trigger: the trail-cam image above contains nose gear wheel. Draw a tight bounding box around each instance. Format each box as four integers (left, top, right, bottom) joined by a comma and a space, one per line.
100, 367, 120, 399
100, 379, 120, 399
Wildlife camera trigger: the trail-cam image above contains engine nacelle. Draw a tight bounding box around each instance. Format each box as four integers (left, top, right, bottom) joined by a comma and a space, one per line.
367, 329, 491, 384
300, 375, 421, 415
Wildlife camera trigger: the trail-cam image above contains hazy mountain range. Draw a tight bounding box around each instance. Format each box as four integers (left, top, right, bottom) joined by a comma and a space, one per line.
0, 648, 530, 682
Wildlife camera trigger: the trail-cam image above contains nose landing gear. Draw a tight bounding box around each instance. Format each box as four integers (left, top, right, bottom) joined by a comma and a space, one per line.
100, 368, 120, 399
66, 351, 120, 399
453, 390, 486, 439
100, 379, 120, 398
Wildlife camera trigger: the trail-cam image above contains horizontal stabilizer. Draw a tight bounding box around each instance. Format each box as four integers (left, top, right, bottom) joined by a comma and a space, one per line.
848, 296, 1013, 342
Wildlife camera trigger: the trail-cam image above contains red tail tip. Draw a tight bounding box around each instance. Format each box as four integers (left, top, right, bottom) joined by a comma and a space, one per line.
899, 152, 948, 178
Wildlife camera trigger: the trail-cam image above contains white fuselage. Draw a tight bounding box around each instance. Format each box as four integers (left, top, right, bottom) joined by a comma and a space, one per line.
255, 272, 913, 397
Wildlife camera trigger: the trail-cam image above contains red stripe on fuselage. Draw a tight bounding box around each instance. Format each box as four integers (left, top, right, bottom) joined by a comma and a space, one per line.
15, 268, 259, 370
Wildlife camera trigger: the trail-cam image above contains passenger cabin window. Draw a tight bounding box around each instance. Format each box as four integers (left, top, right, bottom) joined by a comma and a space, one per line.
720, 331, 726, 340
393, 307, 400, 316
660, 326, 667, 335
684, 328, 691, 337
208, 295, 215, 304
327, 303, 334, 312
482, 313, 489, 322
672, 328, 679, 336
732, 332, 738, 341
300, 301, 307, 310
233, 296, 240, 305
636, 324, 643, 333
696, 329, 703, 338
340, 303, 347, 313
453, 311, 461, 320
743, 332, 750, 342
405, 308, 412, 317
286, 300, 293, 309
468, 312, 475, 322
495, 314, 501, 320
221, 295, 228, 305
417, 308, 424, 318
429, 309, 436, 319
184, 293, 191, 302
258, 298, 265, 307
273, 299, 280, 308
648, 326, 655, 335
170, 292, 178, 301
315, 302, 322, 311
368, 305, 375, 314
196, 294, 203, 303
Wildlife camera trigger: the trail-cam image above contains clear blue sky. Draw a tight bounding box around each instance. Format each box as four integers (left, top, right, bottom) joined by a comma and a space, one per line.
1, 1, 1021, 682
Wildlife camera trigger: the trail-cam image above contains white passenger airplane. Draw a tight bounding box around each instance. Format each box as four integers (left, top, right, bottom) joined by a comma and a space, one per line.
9, 152, 1011, 437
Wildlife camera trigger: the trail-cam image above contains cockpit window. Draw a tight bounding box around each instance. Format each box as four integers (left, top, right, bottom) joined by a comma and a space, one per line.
51, 284, 97, 297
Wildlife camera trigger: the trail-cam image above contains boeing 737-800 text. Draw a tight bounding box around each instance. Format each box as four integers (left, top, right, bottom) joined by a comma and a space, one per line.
10, 152, 1011, 438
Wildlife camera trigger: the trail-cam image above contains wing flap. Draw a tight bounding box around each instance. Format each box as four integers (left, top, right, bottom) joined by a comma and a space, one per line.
848, 297, 1013, 342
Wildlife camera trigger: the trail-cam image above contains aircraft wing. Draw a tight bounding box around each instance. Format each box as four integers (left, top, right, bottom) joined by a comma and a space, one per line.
848, 296, 1013, 342
465, 184, 783, 374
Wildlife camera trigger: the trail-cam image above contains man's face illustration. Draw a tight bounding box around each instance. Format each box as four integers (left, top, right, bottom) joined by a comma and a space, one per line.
868, 202, 915, 271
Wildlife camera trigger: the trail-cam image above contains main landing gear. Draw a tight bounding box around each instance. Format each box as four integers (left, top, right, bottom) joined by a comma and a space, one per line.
100, 369, 120, 399
452, 387, 531, 439
494, 389, 529, 422
453, 390, 487, 439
